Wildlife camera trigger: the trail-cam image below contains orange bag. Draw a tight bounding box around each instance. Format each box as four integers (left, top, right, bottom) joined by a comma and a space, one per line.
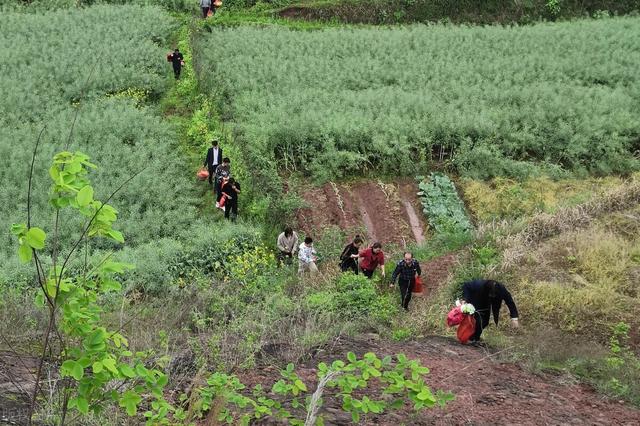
197, 168, 209, 181
219, 194, 227, 208
457, 314, 476, 344
207, 9, 213, 17
412, 275, 423, 295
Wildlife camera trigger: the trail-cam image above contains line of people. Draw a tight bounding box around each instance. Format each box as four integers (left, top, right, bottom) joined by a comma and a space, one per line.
204, 139, 239, 221
276, 228, 519, 342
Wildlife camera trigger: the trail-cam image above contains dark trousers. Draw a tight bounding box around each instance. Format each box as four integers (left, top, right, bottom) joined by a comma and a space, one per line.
362, 269, 374, 279
173, 64, 181, 79
472, 310, 491, 341
340, 259, 358, 274
225, 201, 238, 221
202, 7, 209, 18
208, 165, 218, 186
399, 278, 414, 310
215, 180, 223, 202
278, 250, 293, 265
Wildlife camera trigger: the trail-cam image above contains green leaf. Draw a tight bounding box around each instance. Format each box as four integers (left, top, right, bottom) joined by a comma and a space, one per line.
11, 223, 27, 237
119, 390, 142, 416
156, 374, 169, 387
77, 185, 94, 207
106, 229, 124, 244
76, 396, 89, 414
18, 244, 33, 263
49, 165, 60, 183
294, 379, 307, 392
25, 227, 46, 249
119, 364, 136, 378
102, 358, 118, 374
61, 360, 84, 380
92, 361, 103, 374
347, 352, 357, 363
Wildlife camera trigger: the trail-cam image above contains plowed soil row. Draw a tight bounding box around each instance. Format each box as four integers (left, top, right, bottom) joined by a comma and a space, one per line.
296, 179, 427, 247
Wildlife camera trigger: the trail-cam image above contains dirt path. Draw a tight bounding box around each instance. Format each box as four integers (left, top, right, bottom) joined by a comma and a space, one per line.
241, 335, 640, 425
296, 179, 427, 247
0, 351, 37, 425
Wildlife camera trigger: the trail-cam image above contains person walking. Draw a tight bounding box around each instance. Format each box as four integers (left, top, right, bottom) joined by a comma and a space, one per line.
277, 227, 299, 264
214, 158, 231, 207
200, 0, 212, 18
169, 48, 184, 80
221, 177, 240, 221
358, 242, 385, 279
204, 140, 223, 187
339, 235, 364, 274
390, 252, 422, 311
461, 279, 519, 343
298, 237, 318, 276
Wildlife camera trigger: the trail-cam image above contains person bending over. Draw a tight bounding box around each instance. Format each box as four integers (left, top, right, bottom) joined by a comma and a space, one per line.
461, 279, 519, 343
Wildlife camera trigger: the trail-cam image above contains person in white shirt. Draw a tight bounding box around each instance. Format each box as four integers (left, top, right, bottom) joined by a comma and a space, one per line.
298, 237, 318, 276
204, 140, 222, 187
277, 227, 299, 265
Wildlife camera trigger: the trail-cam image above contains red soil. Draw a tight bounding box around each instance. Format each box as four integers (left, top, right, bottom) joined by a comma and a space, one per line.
240, 335, 640, 425
296, 179, 427, 248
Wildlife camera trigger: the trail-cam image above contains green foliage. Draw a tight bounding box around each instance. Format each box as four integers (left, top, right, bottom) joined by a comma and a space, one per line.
306, 273, 399, 323
418, 173, 472, 235
196, 19, 640, 183
11, 152, 174, 424
189, 352, 453, 424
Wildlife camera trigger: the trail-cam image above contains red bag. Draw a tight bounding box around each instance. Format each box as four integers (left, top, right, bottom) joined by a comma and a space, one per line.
446, 306, 463, 327
457, 314, 476, 344
166, 53, 172, 62
219, 194, 227, 208
412, 276, 423, 295
207, 9, 213, 17
197, 168, 209, 180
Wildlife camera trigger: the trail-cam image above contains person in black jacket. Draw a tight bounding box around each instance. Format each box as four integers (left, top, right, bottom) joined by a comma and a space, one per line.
204, 140, 223, 186
390, 252, 422, 311
214, 158, 231, 207
339, 235, 364, 274
461, 279, 519, 342
221, 177, 240, 221
169, 48, 184, 80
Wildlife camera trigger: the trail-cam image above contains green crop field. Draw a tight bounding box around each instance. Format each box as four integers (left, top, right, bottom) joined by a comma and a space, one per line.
198, 18, 640, 183
0, 6, 215, 289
